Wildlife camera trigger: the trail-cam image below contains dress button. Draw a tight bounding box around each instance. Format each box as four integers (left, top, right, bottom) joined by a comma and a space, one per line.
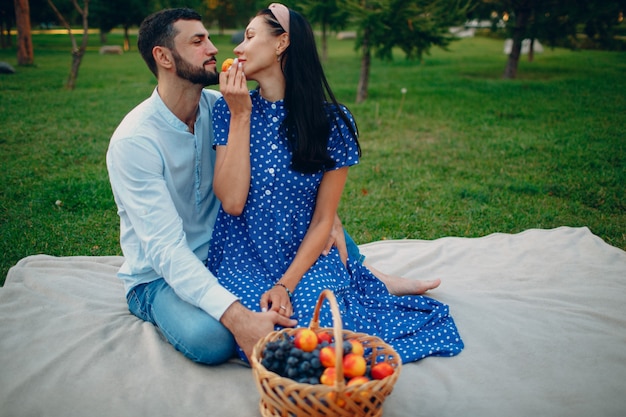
268, 168, 275, 174
265, 190, 272, 196
271, 144, 278, 150
271, 103, 276, 109
272, 117, 278, 123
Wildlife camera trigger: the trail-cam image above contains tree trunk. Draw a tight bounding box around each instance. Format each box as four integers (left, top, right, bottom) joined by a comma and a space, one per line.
14, 0, 34, 65
503, 4, 531, 79
528, 38, 535, 62
47, 0, 89, 90
124, 25, 130, 51
66, 48, 84, 90
321, 20, 327, 62
356, 28, 370, 104
1, 20, 7, 49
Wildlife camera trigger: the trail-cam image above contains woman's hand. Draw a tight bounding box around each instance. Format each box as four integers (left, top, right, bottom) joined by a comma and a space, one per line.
260, 285, 293, 317
219, 58, 251, 115
214, 58, 253, 215
322, 213, 348, 266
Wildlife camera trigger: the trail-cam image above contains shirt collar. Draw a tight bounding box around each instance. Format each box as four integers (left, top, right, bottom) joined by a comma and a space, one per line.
152, 87, 198, 133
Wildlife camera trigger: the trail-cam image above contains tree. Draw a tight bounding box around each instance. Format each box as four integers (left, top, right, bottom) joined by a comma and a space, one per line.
299, 0, 350, 61
345, 0, 472, 103
470, 0, 626, 79
91, 0, 151, 49
14, 0, 33, 64
1, 0, 14, 49
204, 0, 257, 33
47, 0, 89, 89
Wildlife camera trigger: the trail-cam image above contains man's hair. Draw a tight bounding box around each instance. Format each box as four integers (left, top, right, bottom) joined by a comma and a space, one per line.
137, 8, 202, 77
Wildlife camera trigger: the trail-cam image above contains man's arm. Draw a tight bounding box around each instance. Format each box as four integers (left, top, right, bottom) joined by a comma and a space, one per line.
107, 136, 238, 319
220, 301, 297, 361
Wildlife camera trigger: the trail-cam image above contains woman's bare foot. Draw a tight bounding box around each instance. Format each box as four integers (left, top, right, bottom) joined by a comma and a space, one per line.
365, 262, 441, 296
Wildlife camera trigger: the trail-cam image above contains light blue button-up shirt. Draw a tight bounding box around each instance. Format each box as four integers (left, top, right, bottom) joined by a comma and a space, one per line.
106, 87, 238, 320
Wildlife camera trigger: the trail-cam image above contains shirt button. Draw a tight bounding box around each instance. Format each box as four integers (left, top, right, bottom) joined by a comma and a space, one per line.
272, 117, 278, 123
271, 103, 276, 109
268, 168, 275, 175
271, 144, 278, 150
265, 190, 272, 195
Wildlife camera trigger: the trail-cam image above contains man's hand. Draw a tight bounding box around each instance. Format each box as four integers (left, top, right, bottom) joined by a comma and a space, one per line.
220, 301, 297, 361
322, 213, 348, 266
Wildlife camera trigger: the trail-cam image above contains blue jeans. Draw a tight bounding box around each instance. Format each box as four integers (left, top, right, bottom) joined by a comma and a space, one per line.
126, 231, 364, 364
344, 229, 365, 264
127, 278, 236, 365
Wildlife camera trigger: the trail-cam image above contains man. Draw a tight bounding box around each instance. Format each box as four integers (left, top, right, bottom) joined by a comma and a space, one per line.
107, 8, 439, 365
107, 8, 296, 364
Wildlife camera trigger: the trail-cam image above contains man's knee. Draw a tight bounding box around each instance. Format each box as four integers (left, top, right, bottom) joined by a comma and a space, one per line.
175, 318, 236, 365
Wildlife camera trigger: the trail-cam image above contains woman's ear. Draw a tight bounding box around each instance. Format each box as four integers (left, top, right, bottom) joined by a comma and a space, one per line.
276, 32, 290, 56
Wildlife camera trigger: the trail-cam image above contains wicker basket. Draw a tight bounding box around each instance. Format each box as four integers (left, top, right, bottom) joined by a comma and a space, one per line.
251, 289, 402, 417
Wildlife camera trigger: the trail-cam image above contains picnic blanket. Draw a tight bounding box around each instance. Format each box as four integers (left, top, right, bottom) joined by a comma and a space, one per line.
1, 226, 625, 417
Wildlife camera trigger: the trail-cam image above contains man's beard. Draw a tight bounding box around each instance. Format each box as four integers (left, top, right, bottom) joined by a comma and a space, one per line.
171, 50, 218, 86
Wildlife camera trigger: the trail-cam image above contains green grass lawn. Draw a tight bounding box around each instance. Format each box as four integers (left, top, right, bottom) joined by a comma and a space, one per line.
1, 32, 624, 285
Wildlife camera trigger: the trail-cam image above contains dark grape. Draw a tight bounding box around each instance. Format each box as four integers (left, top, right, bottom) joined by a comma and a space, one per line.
261, 334, 325, 384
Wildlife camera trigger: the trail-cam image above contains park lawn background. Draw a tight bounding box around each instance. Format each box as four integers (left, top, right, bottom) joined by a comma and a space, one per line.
1, 32, 624, 285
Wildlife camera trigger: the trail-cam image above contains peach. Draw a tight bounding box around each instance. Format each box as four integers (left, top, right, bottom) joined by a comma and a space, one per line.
320, 367, 337, 386
346, 376, 371, 399
325, 392, 346, 408
221, 58, 234, 72
370, 362, 394, 380
349, 339, 364, 356
317, 331, 333, 344
347, 375, 370, 387
343, 353, 367, 379
294, 328, 318, 352
319, 346, 336, 368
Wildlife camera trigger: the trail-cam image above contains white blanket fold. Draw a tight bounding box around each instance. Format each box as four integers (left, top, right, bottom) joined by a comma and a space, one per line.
1, 226, 625, 417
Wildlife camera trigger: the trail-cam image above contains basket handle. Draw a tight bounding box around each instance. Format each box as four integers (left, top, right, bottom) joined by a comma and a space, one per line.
309, 289, 345, 390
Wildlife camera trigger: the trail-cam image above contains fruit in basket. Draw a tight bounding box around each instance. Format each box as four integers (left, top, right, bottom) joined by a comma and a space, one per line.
320, 367, 336, 386
319, 346, 336, 368
325, 391, 347, 408
349, 339, 364, 356
294, 328, 318, 352
317, 331, 333, 344
260, 333, 325, 384
343, 353, 367, 378
347, 375, 370, 387
371, 362, 394, 380
221, 58, 234, 72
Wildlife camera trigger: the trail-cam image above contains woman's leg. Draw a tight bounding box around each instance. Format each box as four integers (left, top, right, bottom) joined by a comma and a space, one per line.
343, 229, 441, 295
127, 279, 236, 365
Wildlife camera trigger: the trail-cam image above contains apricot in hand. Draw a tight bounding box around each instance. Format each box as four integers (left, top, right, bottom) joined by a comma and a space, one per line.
221, 58, 234, 72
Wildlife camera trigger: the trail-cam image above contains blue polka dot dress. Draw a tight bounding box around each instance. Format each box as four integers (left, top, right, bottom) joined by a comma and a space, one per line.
208, 90, 463, 363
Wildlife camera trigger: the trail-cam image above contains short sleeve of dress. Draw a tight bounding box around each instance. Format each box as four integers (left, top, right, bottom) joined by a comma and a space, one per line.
211, 97, 231, 147
326, 104, 360, 171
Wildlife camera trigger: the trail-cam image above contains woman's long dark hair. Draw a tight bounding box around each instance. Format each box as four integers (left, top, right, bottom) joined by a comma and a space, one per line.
259, 8, 361, 174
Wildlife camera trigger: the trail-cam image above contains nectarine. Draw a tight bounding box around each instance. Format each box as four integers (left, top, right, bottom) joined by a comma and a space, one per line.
294, 328, 318, 352
319, 346, 336, 368
343, 353, 367, 379
370, 362, 394, 380
221, 58, 234, 72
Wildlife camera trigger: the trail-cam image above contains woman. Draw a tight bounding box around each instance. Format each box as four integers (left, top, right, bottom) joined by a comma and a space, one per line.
208, 3, 463, 363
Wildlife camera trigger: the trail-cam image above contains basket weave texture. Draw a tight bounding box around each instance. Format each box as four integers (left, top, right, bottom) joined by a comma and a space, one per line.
251, 289, 402, 417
